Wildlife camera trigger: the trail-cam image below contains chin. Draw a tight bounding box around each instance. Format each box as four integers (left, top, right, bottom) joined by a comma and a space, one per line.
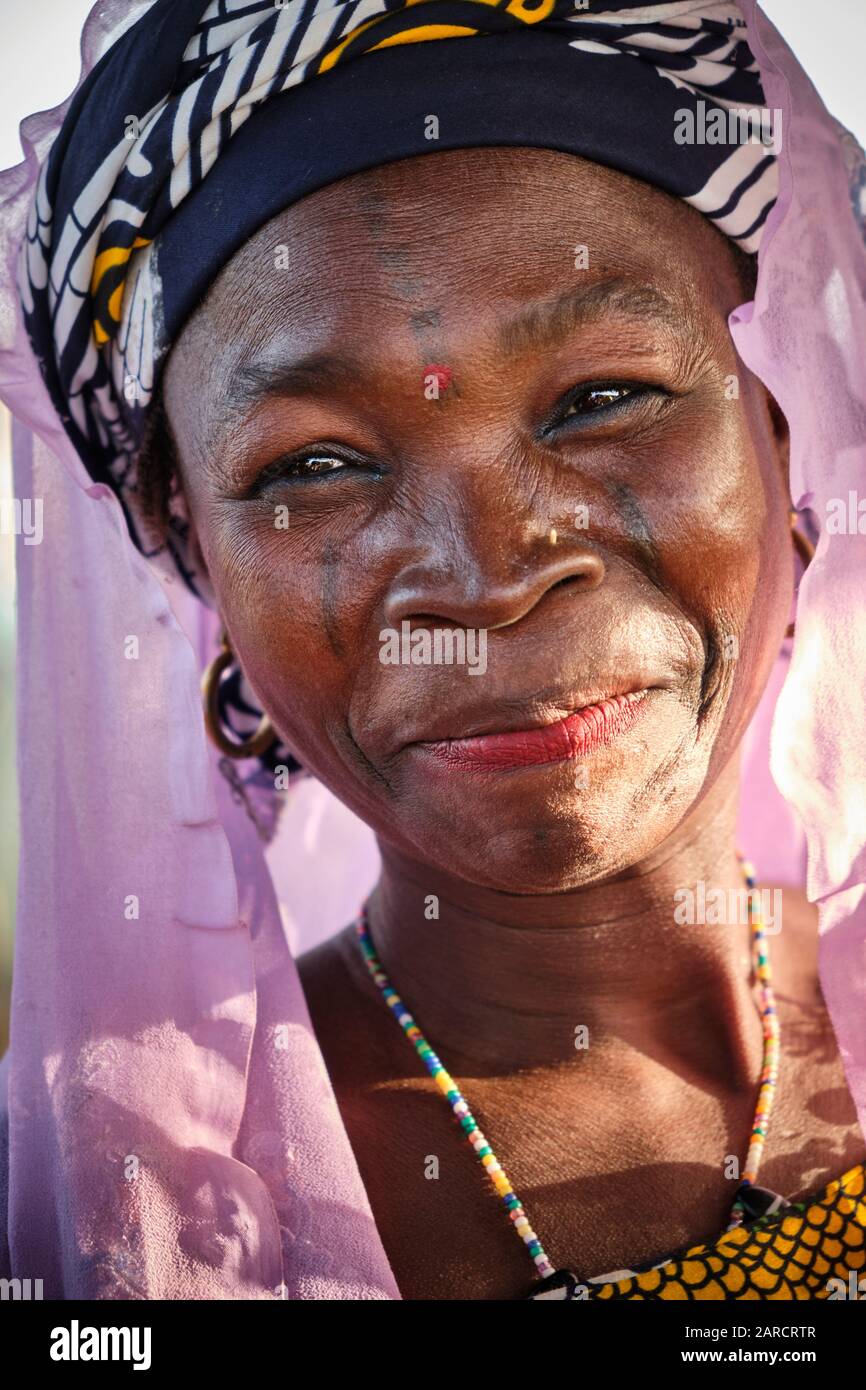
401, 791, 638, 894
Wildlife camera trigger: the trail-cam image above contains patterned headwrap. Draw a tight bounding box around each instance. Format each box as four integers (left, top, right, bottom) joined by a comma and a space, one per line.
19, 0, 777, 594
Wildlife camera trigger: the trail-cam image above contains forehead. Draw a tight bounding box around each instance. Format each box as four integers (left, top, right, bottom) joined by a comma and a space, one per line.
165, 146, 737, 426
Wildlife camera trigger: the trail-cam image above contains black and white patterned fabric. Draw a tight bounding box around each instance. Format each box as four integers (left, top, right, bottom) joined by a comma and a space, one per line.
19, 0, 778, 593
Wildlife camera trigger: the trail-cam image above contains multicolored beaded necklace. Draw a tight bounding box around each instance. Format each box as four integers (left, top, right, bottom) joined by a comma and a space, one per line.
354, 852, 781, 1295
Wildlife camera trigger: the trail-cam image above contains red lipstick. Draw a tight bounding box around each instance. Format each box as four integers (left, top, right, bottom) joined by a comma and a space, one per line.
421, 691, 650, 771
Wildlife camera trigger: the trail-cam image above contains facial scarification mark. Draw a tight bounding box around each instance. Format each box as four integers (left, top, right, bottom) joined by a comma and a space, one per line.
354, 179, 454, 388
604, 479, 662, 588
321, 540, 345, 658
376, 244, 425, 299
604, 478, 722, 724
356, 182, 389, 239
346, 723, 394, 796
412, 309, 441, 332
356, 182, 423, 298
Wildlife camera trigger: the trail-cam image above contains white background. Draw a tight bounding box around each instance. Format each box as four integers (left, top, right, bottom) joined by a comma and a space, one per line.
1, 0, 864, 169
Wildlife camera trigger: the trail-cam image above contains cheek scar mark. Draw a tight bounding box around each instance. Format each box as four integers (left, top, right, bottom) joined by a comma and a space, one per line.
345, 724, 395, 796
605, 479, 721, 723
321, 540, 346, 658
604, 479, 662, 588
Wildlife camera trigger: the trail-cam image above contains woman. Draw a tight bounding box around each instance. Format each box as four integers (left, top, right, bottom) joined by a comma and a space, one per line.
0, 0, 864, 1301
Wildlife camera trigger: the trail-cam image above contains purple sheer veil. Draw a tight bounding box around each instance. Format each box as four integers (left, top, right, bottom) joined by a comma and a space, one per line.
0, 0, 396, 1300
732, 1, 866, 1146
0, 0, 863, 1298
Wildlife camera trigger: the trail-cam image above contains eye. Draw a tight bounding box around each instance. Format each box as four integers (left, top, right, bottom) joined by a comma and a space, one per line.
543, 381, 670, 437
564, 384, 639, 417
250, 446, 382, 494
284, 452, 351, 478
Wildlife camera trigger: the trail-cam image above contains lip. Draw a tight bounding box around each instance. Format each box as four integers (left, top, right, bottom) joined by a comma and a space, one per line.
418, 690, 652, 771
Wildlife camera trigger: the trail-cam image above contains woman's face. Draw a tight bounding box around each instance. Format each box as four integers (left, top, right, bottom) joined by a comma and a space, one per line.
163, 146, 792, 892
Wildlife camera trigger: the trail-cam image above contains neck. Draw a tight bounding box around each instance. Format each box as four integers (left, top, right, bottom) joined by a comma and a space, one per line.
363, 765, 765, 1086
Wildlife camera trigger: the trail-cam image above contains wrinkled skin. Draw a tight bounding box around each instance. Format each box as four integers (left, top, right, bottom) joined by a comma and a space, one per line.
162, 149, 863, 1299
167, 149, 787, 889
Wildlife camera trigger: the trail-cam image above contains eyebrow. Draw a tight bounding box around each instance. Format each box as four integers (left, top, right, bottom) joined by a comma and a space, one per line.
207, 351, 361, 457
221, 351, 359, 417
495, 278, 682, 358
210, 277, 683, 452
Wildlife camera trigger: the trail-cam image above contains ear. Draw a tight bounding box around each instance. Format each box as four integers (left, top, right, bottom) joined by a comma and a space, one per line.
180, 493, 213, 591
149, 393, 218, 604
147, 349, 227, 605
174, 481, 220, 608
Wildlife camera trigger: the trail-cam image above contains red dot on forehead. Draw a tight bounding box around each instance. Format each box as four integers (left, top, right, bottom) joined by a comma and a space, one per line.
423, 364, 453, 391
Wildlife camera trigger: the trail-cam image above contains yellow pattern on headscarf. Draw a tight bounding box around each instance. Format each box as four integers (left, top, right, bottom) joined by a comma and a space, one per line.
92, 0, 558, 346
91, 237, 151, 346
317, 0, 556, 75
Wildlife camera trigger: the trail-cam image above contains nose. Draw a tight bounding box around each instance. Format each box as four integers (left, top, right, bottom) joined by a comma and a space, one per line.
382, 516, 606, 632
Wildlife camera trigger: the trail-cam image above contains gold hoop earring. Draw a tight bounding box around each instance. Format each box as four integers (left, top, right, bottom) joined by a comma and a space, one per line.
201, 629, 277, 759
786, 509, 816, 640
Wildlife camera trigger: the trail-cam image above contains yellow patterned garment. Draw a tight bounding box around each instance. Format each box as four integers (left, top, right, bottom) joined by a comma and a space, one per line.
526, 1163, 866, 1300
